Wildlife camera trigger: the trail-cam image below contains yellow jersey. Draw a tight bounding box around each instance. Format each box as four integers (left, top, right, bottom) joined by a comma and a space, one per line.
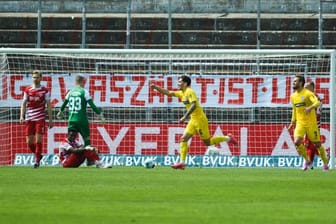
173, 87, 207, 120
290, 88, 320, 127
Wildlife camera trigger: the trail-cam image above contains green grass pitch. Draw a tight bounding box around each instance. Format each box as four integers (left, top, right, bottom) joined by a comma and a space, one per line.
0, 166, 336, 224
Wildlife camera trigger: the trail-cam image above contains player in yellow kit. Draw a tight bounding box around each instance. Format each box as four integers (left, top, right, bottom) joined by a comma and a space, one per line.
287, 75, 329, 171
151, 75, 238, 170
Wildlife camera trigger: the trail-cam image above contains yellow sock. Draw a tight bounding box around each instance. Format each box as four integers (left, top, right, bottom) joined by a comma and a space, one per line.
296, 144, 309, 161
180, 141, 188, 163
316, 145, 328, 165
210, 136, 228, 145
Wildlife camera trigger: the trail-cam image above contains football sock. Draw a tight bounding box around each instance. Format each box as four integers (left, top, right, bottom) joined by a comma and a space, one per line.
210, 136, 228, 145
35, 142, 42, 163
316, 145, 328, 165
306, 146, 315, 162
28, 143, 36, 153
296, 144, 309, 162
180, 141, 188, 163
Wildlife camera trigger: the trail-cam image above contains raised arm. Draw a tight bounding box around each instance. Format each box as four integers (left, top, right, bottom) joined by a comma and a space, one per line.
150, 84, 175, 97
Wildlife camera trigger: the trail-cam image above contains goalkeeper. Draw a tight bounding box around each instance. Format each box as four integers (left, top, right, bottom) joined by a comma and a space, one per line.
56, 75, 105, 148
151, 75, 238, 170
59, 129, 111, 168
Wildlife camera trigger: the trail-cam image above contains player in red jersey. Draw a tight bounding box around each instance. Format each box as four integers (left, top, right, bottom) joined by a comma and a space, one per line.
20, 70, 53, 168
59, 129, 111, 168
303, 81, 328, 169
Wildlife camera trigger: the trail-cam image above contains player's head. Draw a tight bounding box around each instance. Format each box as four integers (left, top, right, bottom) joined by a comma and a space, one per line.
304, 81, 315, 92
32, 70, 42, 85
75, 75, 86, 87
67, 129, 78, 141
293, 75, 305, 91
177, 75, 191, 90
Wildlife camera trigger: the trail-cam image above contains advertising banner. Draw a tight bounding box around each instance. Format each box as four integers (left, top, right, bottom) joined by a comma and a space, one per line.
0, 74, 330, 108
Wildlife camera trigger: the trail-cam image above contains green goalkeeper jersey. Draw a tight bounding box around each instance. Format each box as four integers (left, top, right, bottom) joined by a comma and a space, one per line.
60, 86, 101, 123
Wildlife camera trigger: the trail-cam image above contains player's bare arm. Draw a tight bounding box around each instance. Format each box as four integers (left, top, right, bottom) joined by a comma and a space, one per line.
287, 121, 295, 130
180, 101, 196, 123
19, 99, 27, 124
150, 84, 174, 96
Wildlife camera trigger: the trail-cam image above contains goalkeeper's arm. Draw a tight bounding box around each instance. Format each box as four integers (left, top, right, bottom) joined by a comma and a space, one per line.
56, 99, 69, 119
88, 99, 105, 123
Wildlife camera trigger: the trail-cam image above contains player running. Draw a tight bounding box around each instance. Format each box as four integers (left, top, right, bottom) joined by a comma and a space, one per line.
20, 70, 54, 168
151, 75, 238, 170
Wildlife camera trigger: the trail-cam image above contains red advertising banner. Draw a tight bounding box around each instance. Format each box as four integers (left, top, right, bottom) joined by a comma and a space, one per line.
1, 123, 330, 165
0, 74, 330, 108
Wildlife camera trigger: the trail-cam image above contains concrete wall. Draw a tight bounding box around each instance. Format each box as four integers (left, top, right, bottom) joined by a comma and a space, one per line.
1, 0, 335, 13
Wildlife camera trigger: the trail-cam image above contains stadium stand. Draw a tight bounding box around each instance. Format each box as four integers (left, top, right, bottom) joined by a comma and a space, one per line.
0, 0, 335, 49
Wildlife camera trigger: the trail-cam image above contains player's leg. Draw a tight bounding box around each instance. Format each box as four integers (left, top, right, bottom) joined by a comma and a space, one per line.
293, 126, 311, 170
306, 141, 316, 169
78, 122, 96, 166
83, 150, 111, 168
307, 127, 329, 170
62, 154, 86, 168
198, 118, 237, 146
25, 121, 36, 153
304, 135, 315, 169
78, 121, 91, 146
33, 120, 46, 168
171, 121, 195, 170
25, 121, 42, 168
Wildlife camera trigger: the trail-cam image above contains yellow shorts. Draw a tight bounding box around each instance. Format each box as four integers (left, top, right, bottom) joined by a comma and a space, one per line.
294, 124, 321, 142
185, 117, 210, 140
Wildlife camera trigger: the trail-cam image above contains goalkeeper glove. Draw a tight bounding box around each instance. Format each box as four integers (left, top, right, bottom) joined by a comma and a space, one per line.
56, 110, 64, 119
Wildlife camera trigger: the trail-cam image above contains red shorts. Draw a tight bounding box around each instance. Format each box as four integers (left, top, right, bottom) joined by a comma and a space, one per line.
25, 120, 46, 136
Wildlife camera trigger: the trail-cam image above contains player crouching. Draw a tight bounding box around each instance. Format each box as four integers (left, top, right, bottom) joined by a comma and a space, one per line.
59, 129, 111, 168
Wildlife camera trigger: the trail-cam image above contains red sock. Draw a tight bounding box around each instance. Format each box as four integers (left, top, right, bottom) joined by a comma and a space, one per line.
307, 142, 315, 162
35, 142, 42, 163
84, 151, 99, 162
28, 143, 36, 153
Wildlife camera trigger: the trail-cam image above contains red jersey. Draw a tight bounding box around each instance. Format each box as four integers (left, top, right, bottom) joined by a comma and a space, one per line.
59, 139, 82, 163
23, 85, 50, 121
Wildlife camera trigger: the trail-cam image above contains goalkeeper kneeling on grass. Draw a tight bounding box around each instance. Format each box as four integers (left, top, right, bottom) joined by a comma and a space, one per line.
59, 129, 111, 168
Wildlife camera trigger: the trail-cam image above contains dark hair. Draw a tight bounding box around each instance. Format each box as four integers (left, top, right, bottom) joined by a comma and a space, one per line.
68, 129, 78, 135
295, 75, 305, 87
306, 80, 315, 88
179, 75, 191, 86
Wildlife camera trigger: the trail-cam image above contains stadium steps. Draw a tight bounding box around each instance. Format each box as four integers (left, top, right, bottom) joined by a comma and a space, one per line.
0, 13, 335, 49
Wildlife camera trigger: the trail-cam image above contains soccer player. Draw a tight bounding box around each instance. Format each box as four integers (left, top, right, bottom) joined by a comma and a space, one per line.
19, 70, 54, 168
287, 75, 329, 171
59, 129, 111, 168
56, 75, 105, 147
303, 81, 324, 169
151, 75, 238, 170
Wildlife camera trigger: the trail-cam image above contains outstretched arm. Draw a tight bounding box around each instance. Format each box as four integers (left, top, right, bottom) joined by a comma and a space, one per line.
150, 84, 174, 97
